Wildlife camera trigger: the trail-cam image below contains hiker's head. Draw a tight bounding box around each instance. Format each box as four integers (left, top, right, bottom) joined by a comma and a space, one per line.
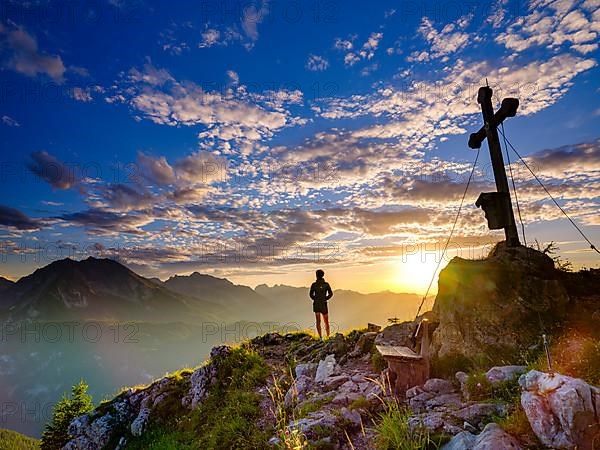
316, 269, 325, 280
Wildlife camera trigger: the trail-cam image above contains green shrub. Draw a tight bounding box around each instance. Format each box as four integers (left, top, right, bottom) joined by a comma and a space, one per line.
495, 394, 543, 449
349, 396, 370, 411
296, 395, 333, 418
464, 372, 520, 403
374, 399, 446, 449
430, 353, 473, 379
124, 427, 190, 450
371, 349, 387, 374
41, 380, 93, 450
464, 373, 493, 401
189, 346, 269, 448
124, 346, 271, 450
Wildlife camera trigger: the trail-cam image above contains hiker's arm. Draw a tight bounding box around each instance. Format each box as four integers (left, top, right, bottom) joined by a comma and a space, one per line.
325, 285, 333, 301
309, 284, 317, 301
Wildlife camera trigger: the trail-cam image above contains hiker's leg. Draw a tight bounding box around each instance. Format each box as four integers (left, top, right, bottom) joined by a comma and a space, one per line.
323, 313, 330, 337
314, 313, 322, 338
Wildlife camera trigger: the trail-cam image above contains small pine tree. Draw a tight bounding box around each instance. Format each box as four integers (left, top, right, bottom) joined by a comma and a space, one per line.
41, 380, 93, 450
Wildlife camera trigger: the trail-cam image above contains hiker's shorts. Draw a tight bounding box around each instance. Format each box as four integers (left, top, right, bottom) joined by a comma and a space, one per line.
313, 301, 328, 314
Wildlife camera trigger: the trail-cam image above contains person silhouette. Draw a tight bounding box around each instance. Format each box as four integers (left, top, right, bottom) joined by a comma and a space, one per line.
309, 269, 333, 339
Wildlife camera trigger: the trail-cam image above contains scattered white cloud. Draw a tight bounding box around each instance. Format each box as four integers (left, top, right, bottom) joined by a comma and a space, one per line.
70, 87, 93, 102
409, 17, 472, 62
241, 0, 270, 44
338, 32, 384, 66
334, 36, 355, 51
306, 54, 329, 71
496, 0, 599, 54
199, 28, 221, 48
111, 64, 304, 152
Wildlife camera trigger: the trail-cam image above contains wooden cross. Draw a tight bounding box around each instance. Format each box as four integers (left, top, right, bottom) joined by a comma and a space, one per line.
468, 85, 521, 247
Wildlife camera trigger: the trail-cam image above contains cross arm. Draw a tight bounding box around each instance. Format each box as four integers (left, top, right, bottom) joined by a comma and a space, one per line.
468, 97, 519, 149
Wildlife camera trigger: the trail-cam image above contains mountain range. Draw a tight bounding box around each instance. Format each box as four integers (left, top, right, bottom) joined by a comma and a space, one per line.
0, 257, 426, 329
0, 257, 427, 437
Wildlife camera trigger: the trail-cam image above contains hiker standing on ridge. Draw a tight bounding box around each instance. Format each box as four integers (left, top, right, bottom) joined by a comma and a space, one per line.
309, 269, 333, 339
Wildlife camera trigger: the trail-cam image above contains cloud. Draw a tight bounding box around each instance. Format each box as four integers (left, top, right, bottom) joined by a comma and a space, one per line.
525, 138, 600, 178
173, 151, 228, 184
496, 0, 599, 54
241, 0, 269, 43
306, 54, 329, 71
114, 64, 302, 150
27, 151, 77, 190
336, 32, 383, 66
199, 28, 221, 48
334, 36, 355, 51
136, 152, 176, 186
409, 17, 472, 62
59, 208, 153, 235
128, 63, 173, 86
70, 87, 93, 102
100, 184, 155, 211
487, 0, 509, 28
316, 54, 596, 139
0, 205, 39, 230
1, 115, 20, 127
0, 23, 66, 83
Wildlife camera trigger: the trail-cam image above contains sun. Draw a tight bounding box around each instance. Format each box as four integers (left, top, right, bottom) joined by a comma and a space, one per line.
395, 252, 445, 295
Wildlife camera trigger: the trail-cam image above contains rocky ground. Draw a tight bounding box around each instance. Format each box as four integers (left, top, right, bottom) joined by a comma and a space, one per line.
59, 243, 600, 449
59, 325, 600, 449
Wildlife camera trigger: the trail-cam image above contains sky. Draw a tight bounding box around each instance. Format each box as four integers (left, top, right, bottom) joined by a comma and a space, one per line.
0, 0, 599, 294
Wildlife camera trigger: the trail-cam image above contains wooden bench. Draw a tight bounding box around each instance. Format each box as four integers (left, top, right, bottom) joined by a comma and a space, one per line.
376, 319, 431, 395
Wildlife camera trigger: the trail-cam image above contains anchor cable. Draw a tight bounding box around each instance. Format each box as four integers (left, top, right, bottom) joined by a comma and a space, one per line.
414, 147, 481, 322
500, 122, 527, 247
497, 127, 600, 255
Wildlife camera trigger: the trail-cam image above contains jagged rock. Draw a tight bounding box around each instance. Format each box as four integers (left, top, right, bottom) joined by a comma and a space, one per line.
331, 386, 364, 406
375, 321, 416, 347
442, 430, 477, 450
284, 374, 313, 406
519, 370, 600, 449
130, 407, 150, 437
290, 410, 338, 434
63, 413, 114, 450
315, 354, 337, 382
423, 378, 455, 395
441, 423, 522, 449
407, 377, 507, 436
456, 367, 524, 402
182, 345, 231, 409
409, 390, 463, 413
295, 362, 317, 379
114, 436, 127, 450
341, 407, 362, 426
486, 366, 526, 384
431, 243, 569, 360
322, 374, 350, 391
350, 332, 378, 356
367, 323, 381, 332
408, 411, 463, 435
406, 385, 424, 399
454, 403, 507, 428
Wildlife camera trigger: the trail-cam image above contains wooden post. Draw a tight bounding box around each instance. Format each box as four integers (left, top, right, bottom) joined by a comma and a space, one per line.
469, 86, 521, 247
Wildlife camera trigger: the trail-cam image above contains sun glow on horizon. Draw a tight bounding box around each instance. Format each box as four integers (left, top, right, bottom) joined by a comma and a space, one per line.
394, 252, 448, 295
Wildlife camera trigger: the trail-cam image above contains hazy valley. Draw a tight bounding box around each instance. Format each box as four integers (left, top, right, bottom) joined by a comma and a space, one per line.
0, 257, 425, 436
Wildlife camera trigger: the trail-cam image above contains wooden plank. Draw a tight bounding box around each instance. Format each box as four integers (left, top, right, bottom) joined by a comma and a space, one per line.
375, 345, 422, 360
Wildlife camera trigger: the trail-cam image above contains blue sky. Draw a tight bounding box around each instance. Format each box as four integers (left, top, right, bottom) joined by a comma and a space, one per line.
1, 0, 599, 292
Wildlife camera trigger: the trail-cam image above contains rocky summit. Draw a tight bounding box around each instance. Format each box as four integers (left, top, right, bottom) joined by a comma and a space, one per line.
52, 242, 600, 449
